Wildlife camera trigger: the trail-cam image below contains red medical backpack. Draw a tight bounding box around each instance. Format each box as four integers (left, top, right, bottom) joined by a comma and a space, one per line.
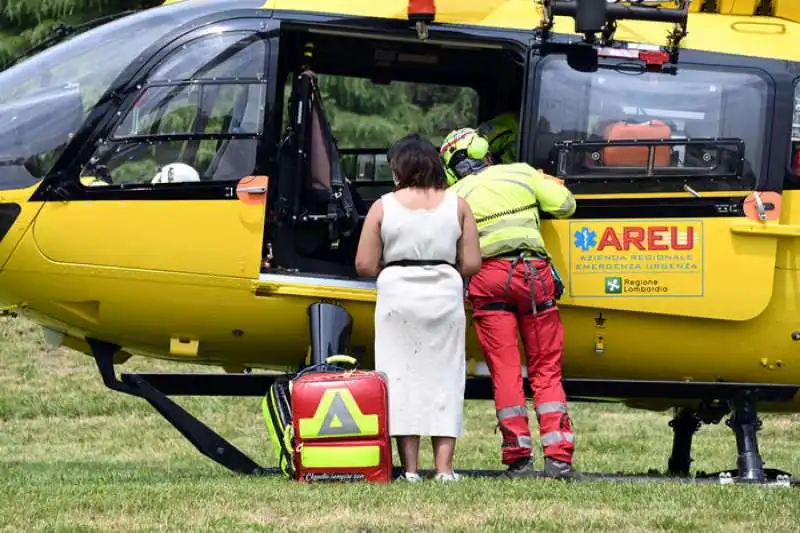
290, 369, 392, 483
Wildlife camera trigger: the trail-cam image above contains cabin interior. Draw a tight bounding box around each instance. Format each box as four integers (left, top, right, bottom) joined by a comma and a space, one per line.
266, 27, 526, 278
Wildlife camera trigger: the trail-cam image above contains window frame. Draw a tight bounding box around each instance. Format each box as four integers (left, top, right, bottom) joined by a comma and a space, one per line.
524, 50, 776, 196
34, 15, 280, 201
148, 30, 268, 83
83, 29, 270, 190
109, 80, 267, 141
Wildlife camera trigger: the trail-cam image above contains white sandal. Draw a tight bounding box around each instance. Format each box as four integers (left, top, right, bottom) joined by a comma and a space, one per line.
434, 471, 461, 481
396, 471, 422, 482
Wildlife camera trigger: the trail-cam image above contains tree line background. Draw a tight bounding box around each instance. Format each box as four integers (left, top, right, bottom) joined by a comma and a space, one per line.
0, 1, 160, 70
0, 0, 478, 179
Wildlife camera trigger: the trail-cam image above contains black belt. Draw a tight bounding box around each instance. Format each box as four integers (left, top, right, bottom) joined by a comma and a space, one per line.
493, 251, 549, 262
476, 299, 556, 314
384, 260, 457, 269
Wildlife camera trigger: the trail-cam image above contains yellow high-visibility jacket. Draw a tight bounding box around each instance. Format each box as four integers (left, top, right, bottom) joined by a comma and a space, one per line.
449, 163, 575, 259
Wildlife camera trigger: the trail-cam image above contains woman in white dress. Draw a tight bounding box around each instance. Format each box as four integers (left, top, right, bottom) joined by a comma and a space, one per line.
355, 134, 481, 482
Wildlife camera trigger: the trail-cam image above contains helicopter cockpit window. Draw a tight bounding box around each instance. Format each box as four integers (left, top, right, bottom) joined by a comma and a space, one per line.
150, 32, 267, 82
111, 83, 264, 139
533, 57, 770, 194
83, 32, 268, 187
0, 0, 256, 190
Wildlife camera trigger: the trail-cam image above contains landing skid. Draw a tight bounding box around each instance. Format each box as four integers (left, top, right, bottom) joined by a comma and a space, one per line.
664, 394, 796, 486
85, 303, 799, 486
84, 302, 354, 477
89, 338, 274, 476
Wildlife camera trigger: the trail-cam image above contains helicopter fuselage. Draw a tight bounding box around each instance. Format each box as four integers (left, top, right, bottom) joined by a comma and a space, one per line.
2, 193, 800, 412
0, 0, 799, 415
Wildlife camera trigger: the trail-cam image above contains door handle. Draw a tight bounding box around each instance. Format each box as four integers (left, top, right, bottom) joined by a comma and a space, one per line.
237, 186, 267, 194
236, 175, 269, 205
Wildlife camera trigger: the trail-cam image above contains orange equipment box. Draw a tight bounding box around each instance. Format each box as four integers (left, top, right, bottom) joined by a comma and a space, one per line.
602, 119, 672, 167
291, 370, 392, 483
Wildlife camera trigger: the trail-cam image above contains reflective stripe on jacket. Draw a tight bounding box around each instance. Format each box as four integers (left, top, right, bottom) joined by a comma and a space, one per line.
449, 163, 576, 259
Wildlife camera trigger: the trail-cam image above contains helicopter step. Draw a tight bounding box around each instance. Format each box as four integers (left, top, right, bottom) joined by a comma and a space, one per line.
86, 302, 798, 485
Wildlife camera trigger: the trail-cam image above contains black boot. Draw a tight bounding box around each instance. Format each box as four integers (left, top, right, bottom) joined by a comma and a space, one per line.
504, 457, 535, 479
543, 457, 580, 480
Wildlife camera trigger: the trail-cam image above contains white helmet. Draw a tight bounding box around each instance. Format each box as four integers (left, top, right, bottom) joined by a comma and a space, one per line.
151, 162, 200, 184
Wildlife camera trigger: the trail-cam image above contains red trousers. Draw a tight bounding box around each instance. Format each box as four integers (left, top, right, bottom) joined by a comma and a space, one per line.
466, 257, 575, 465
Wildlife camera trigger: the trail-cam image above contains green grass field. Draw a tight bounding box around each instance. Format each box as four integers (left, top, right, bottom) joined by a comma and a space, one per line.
1, 315, 799, 532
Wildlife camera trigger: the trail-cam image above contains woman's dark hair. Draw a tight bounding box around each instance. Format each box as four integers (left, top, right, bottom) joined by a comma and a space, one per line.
386, 133, 447, 190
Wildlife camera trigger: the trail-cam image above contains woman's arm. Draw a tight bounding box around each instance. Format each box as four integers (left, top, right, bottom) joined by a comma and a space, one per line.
456, 197, 482, 277
355, 200, 384, 278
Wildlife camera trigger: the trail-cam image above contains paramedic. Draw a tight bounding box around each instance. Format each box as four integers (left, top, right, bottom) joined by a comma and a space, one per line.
440, 127, 579, 480
477, 111, 519, 164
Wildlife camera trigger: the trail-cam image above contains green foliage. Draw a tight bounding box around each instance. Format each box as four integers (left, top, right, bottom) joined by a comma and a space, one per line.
318, 76, 478, 149
0, 0, 161, 70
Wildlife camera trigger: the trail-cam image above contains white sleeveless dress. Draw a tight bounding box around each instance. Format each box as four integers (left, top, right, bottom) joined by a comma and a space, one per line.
374, 191, 466, 438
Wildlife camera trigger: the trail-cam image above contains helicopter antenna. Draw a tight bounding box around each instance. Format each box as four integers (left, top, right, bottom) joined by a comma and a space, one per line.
536, 0, 691, 65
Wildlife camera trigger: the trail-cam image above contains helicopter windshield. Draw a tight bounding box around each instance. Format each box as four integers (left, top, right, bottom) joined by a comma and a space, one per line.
0, 0, 265, 190
533, 56, 770, 194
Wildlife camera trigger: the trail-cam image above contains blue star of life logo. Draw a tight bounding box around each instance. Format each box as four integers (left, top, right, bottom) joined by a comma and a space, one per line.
574, 226, 598, 252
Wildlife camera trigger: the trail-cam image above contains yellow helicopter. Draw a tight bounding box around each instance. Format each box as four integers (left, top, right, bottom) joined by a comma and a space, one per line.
0, 0, 799, 484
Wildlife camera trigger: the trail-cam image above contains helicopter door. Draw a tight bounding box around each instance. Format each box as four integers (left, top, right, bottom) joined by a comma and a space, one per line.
31, 23, 278, 280
528, 53, 779, 321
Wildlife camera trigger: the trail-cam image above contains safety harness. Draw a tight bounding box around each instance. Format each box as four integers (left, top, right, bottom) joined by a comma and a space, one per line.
472, 251, 565, 315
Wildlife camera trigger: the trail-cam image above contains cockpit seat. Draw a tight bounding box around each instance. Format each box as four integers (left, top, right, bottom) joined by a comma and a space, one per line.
305, 90, 338, 212
275, 69, 363, 271
303, 77, 367, 217
601, 119, 672, 167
